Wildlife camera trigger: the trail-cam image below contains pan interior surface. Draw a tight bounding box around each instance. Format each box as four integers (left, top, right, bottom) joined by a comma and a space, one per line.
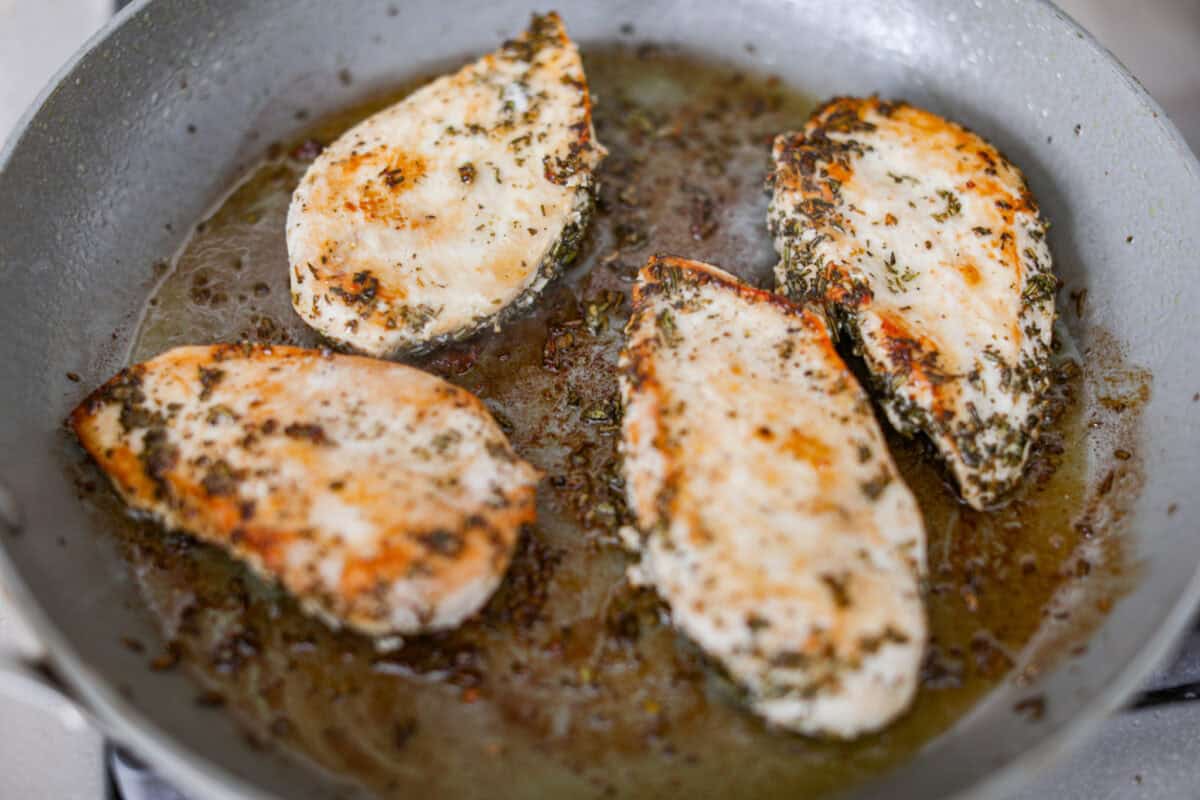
93, 43, 1137, 798
1, 2, 1198, 799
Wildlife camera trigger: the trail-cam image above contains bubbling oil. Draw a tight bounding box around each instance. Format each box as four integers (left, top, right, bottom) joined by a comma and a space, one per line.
97, 44, 1143, 799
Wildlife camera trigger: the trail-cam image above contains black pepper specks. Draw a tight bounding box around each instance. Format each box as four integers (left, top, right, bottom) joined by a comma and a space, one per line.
201, 459, 240, 496
198, 367, 226, 401
284, 422, 332, 445
418, 529, 464, 558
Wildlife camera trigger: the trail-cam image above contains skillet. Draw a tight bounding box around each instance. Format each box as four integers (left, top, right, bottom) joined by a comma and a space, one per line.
2, 0, 1200, 798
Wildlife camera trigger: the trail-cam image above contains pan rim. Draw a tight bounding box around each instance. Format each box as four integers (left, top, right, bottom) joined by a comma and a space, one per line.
0, 1, 1198, 799
0, 4, 288, 796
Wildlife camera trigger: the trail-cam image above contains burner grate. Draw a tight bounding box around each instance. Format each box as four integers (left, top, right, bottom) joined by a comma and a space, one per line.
107, 746, 190, 800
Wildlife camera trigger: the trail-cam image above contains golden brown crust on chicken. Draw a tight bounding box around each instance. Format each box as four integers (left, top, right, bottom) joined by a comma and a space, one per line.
769, 97, 1056, 508
70, 345, 539, 636
287, 12, 605, 357
620, 255, 927, 738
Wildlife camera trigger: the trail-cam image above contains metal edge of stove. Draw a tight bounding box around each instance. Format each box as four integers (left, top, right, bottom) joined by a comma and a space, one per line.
109, 744, 192, 800
1132, 615, 1200, 707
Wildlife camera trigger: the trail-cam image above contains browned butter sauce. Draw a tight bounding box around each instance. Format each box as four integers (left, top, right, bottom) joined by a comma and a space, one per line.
91, 44, 1148, 799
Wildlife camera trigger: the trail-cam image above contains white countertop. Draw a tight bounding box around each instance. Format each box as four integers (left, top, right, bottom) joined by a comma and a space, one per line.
2, 1, 1198, 798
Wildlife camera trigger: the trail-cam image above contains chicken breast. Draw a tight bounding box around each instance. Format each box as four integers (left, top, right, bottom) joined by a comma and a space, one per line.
70, 345, 539, 637
287, 12, 605, 357
769, 97, 1056, 509
619, 255, 927, 738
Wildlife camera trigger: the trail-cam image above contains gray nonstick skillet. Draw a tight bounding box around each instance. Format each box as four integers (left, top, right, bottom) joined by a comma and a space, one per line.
1, 1, 1199, 798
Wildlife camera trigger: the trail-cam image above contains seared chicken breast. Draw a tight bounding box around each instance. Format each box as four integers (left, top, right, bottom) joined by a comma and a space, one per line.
70, 345, 539, 637
769, 97, 1055, 509
287, 12, 605, 357
619, 255, 927, 738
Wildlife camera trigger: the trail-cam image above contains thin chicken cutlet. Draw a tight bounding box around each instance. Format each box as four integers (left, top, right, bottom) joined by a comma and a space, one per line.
769, 97, 1056, 509
70, 345, 539, 637
619, 255, 927, 738
287, 12, 605, 357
